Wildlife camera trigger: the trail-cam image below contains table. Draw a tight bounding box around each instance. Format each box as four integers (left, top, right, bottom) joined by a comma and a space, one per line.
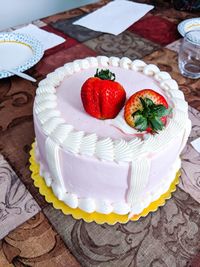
0, 1, 200, 266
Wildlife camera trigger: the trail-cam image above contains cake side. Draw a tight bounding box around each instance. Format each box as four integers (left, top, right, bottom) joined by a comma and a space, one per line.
33, 56, 191, 216
34, 117, 184, 215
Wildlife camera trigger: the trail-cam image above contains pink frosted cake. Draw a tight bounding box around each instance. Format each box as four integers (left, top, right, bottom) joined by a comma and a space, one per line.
33, 56, 191, 217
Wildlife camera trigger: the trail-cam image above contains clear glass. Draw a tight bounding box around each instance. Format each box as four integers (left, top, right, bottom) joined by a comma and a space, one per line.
178, 30, 200, 79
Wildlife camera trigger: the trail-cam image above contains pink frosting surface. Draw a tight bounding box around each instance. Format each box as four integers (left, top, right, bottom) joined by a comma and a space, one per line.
56, 66, 166, 139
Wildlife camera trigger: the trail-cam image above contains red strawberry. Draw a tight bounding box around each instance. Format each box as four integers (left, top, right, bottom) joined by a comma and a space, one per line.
81, 69, 126, 119
124, 89, 171, 134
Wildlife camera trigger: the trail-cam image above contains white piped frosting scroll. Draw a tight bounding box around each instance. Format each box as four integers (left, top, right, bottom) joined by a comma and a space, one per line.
80, 134, 98, 156
96, 138, 114, 161
63, 131, 84, 154
114, 140, 132, 162
45, 138, 65, 191
131, 59, 147, 71
128, 158, 151, 208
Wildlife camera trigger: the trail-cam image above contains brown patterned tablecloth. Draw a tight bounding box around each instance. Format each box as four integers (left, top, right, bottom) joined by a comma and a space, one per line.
0, 1, 200, 266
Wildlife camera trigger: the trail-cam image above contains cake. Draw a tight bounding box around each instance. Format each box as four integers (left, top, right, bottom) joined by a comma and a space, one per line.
33, 56, 191, 217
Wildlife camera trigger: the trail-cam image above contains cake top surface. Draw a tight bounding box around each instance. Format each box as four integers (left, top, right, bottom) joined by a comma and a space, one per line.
34, 56, 190, 162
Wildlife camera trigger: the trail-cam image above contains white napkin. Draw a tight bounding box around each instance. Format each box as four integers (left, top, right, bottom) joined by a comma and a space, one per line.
14, 24, 65, 50
73, 0, 154, 35
191, 137, 200, 153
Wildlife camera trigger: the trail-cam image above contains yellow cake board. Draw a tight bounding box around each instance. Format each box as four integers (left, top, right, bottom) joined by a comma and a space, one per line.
30, 142, 180, 225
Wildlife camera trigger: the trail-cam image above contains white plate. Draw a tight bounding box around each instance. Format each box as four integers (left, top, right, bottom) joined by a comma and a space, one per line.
178, 18, 200, 39
0, 32, 44, 79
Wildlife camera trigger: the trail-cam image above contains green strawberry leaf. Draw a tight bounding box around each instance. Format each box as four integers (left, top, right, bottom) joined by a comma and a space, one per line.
134, 114, 148, 131
151, 105, 171, 117
145, 98, 154, 107
150, 116, 164, 131
94, 69, 116, 81
139, 97, 147, 110
132, 109, 143, 116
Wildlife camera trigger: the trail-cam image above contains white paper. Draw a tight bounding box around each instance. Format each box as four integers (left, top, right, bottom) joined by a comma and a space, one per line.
73, 0, 154, 35
14, 24, 65, 50
191, 137, 200, 153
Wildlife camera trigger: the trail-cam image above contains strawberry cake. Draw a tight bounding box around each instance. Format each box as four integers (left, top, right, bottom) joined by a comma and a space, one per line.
33, 56, 191, 217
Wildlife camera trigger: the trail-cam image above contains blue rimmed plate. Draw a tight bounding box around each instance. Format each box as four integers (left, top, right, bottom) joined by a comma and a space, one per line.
178, 18, 200, 38
0, 32, 44, 79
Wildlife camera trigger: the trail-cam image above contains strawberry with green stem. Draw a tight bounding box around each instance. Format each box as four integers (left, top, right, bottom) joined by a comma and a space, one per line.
81, 69, 126, 119
124, 89, 171, 134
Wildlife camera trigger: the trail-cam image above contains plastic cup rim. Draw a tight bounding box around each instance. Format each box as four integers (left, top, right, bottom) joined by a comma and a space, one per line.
184, 29, 200, 46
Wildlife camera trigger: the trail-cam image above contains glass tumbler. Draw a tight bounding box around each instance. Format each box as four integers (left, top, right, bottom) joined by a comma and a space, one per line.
178, 30, 200, 79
